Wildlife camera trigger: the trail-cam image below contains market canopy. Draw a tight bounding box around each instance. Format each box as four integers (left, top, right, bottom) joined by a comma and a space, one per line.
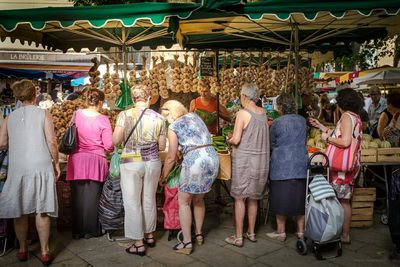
176, 0, 400, 51
0, 2, 199, 52
354, 68, 400, 85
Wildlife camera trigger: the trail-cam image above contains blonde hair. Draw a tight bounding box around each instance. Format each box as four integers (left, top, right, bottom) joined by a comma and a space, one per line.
11, 79, 36, 101
161, 100, 188, 121
131, 84, 150, 103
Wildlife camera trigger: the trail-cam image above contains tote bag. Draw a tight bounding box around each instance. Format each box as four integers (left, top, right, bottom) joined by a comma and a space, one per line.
325, 112, 361, 173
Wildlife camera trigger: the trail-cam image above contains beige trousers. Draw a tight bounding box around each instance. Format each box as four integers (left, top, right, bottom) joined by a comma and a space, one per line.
120, 160, 161, 240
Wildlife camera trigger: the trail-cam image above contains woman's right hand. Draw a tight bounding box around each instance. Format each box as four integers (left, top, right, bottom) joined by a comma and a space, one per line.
308, 117, 323, 130
53, 162, 61, 181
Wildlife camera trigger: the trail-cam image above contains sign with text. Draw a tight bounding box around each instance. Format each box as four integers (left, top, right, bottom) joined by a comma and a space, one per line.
200, 56, 214, 77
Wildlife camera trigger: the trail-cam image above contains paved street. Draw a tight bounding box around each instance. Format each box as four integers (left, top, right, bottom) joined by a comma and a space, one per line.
0, 202, 398, 267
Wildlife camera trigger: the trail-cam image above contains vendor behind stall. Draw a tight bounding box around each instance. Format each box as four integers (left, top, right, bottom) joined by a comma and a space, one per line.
189, 79, 231, 135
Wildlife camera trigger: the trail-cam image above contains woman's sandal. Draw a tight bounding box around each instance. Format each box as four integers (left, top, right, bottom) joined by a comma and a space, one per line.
225, 235, 244, 247
143, 237, 156, 248
125, 244, 146, 256
195, 234, 204, 246
173, 241, 193, 255
244, 233, 257, 243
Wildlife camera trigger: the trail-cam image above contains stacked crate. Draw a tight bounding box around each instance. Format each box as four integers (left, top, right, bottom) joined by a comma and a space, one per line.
351, 188, 376, 227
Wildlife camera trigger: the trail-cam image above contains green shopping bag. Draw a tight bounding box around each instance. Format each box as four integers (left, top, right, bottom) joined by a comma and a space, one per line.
109, 148, 121, 180
165, 164, 181, 188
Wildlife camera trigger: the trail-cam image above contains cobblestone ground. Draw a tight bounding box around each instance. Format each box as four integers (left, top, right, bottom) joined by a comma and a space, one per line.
0, 196, 399, 267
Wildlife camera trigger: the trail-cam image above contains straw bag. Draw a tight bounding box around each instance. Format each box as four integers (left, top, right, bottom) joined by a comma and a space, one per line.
217, 151, 231, 180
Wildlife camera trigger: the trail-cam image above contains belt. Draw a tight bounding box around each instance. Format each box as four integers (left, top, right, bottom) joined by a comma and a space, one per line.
183, 144, 213, 156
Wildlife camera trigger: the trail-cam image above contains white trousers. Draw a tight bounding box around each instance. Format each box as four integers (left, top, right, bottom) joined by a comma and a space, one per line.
120, 160, 161, 240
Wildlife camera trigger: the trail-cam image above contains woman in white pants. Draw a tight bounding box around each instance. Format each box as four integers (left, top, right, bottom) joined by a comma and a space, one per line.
113, 85, 166, 256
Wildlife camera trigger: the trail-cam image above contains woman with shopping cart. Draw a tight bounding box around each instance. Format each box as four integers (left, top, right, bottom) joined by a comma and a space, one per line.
309, 88, 363, 245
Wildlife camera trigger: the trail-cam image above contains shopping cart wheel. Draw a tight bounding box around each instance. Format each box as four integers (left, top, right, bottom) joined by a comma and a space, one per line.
381, 214, 389, 225
177, 230, 184, 243
296, 239, 307, 255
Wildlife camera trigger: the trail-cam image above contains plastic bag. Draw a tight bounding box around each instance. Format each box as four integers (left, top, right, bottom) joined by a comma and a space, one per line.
165, 164, 181, 188
109, 148, 121, 179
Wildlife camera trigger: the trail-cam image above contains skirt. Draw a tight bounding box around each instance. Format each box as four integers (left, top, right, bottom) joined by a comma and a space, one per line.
70, 180, 103, 237
269, 179, 306, 217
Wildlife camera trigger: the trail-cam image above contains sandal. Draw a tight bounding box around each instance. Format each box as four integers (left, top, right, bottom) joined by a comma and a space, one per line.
225, 235, 243, 247
195, 233, 204, 246
244, 233, 257, 242
173, 241, 192, 255
39, 253, 54, 266
16, 251, 28, 262
125, 244, 146, 256
143, 237, 156, 248
296, 232, 304, 240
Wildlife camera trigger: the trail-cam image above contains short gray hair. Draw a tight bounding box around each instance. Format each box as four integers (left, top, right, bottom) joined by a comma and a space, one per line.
276, 93, 297, 115
241, 83, 259, 102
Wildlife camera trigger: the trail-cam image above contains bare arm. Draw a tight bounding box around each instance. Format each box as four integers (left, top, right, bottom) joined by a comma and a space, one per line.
228, 110, 248, 145
0, 118, 8, 150
189, 100, 195, 113
218, 104, 231, 122
44, 110, 60, 178
377, 113, 389, 140
160, 130, 178, 183
323, 113, 353, 148
112, 126, 124, 146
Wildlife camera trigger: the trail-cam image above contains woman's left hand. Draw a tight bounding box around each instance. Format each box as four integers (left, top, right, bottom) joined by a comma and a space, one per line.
159, 174, 166, 187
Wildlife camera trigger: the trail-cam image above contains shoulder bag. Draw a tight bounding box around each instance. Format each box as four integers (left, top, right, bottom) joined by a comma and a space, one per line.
325, 112, 361, 173
59, 112, 77, 155
109, 108, 147, 179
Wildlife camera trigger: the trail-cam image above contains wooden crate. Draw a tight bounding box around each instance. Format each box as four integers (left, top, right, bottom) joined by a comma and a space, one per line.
360, 148, 377, 163
351, 188, 376, 228
377, 148, 400, 162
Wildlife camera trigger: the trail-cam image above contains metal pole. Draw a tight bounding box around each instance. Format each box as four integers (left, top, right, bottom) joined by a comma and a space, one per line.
123, 44, 128, 108
215, 49, 220, 135
294, 23, 300, 99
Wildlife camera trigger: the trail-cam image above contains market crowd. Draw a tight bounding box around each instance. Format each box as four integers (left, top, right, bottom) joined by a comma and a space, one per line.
0, 79, 399, 265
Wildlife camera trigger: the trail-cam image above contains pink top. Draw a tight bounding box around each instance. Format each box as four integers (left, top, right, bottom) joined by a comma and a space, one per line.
66, 109, 113, 182
75, 109, 113, 156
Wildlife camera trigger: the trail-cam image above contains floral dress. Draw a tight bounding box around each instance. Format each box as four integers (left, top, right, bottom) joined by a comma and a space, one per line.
169, 113, 219, 194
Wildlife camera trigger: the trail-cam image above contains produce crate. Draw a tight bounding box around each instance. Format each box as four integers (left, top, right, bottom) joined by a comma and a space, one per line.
351, 188, 376, 228
377, 148, 400, 162
360, 148, 377, 163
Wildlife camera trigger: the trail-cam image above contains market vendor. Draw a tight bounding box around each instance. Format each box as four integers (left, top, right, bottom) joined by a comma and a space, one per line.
189, 80, 231, 135
368, 87, 386, 137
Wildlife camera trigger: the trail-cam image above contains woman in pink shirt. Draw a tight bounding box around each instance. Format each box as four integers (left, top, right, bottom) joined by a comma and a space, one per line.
66, 89, 113, 239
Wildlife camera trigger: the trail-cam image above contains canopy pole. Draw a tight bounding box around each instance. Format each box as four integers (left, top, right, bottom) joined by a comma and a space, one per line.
123, 43, 129, 108
121, 26, 129, 108
294, 23, 300, 100
215, 49, 220, 135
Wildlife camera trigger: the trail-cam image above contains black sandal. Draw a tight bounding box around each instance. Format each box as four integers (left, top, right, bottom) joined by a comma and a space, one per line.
195, 233, 204, 246
125, 244, 146, 256
173, 241, 192, 255
143, 237, 156, 248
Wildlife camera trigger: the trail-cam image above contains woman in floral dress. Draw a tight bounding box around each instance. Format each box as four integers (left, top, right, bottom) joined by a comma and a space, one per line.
160, 100, 219, 255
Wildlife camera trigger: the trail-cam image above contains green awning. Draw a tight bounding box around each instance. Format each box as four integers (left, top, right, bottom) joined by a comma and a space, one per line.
0, 2, 199, 52
177, 0, 400, 50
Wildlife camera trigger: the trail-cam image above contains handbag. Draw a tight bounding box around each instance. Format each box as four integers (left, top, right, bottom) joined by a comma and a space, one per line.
59, 112, 77, 155
326, 112, 361, 173
109, 108, 148, 179
164, 164, 181, 188
383, 112, 400, 147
